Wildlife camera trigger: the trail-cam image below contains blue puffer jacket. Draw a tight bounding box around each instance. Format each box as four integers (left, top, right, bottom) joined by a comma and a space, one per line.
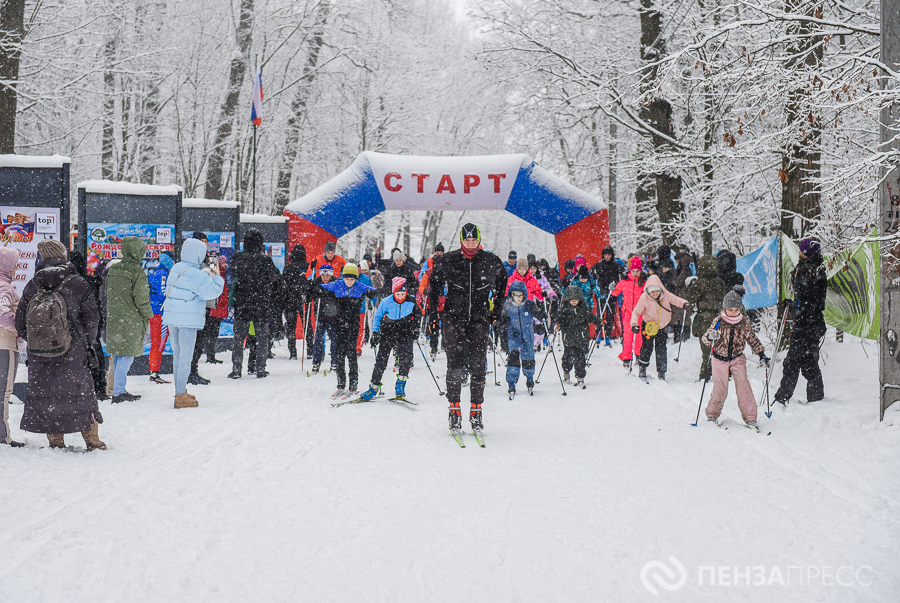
149, 253, 173, 315
162, 238, 225, 329
503, 281, 539, 360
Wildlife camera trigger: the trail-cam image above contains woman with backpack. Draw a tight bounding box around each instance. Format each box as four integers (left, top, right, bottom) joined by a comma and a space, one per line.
0, 247, 23, 447
16, 239, 106, 450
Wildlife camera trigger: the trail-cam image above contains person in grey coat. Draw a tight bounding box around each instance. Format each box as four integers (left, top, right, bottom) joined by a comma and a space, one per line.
16, 240, 106, 450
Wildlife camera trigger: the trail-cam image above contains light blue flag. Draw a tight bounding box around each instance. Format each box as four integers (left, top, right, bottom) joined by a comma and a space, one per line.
736, 236, 779, 310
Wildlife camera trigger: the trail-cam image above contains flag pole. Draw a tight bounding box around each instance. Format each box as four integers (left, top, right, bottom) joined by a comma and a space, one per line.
252, 54, 258, 214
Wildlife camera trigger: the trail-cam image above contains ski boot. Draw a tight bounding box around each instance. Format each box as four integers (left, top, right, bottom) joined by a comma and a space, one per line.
449, 402, 462, 432
311, 363, 321, 374
149, 372, 170, 384
708, 416, 720, 426
658, 372, 666, 382
623, 359, 632, 370
605, 336, 611, 347
746, 420, 760, 433
357, 383, 380, 402
638, 364, 648, 383
469, 403, 483, 432
508, 384, 516, 400
348, 379, 358, 395
227, 371, 241, 379
430, 351, 437, 363
563, 370, 571, 383
576, 378, 585, 389
526, 378, 534, 395
394, 376, 407, 399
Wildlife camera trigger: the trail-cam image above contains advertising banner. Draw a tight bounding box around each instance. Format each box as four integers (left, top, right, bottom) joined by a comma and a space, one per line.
87, 223, 175, 274
0, 206, 61, 296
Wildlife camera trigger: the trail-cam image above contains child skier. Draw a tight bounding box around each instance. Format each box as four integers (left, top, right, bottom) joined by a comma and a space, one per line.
357, 277, 422, 402
630, 274, 690, 382
501, 280, 543, 397
555, 285, 602, 388
317, 264, 377, 396
611, 256, 647, 369
703, 290, 769, 431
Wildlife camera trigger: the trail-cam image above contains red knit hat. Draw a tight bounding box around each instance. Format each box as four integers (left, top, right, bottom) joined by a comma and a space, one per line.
392, 277, 407, 293
629, 256, 643, 271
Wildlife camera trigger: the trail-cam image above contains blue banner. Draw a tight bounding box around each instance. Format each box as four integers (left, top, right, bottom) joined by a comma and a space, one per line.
736, 236, 779, 310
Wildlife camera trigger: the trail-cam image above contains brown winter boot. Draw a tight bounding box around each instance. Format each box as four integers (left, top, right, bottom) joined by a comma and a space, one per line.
174, 393, 199, 409
81, 422, 107, 451
47, 433, 65, 449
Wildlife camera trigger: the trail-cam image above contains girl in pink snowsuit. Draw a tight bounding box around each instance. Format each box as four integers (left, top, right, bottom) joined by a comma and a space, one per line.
611, 256, 646, 365
703, 290, 769, 428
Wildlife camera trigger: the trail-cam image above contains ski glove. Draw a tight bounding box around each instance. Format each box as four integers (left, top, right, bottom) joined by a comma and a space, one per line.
682, 303, 692, 315
631, 325, 640, 334
371, 332, 380, 348
759, 353, 769, 367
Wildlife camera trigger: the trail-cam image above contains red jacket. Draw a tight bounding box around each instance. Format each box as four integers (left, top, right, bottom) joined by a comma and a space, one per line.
506, 270, 544, 301
306, 253, 346, 279
209, 282, 230, 319
611, 272, 645, 317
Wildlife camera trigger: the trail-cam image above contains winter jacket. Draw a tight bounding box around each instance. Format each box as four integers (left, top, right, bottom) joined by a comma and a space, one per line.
556, 285, 601, 347
282, 245, 311, 313
572, 276, 604, 311
506, 270, 545, 301
631, 275, 688, 330
717, 250, 745, 291
502, 281, 542, 359
230, 229, 281, 321
790, 255, 828, 335
504, 260, 517, 277
702, 314, 765, 361
611, 270, 646, 320
16, 259, 101, 433
382, 260, 419, 295
210, 282, 230, 319
373, 294, 421, 343
684, 255, 728, 338
319, 279, 377, 348
0, 247, 20, 351
104, 237, 152, 357
162, 238, 225, 329
428, 248, 507, 323
311, 276, 339, 322
306, 252, 346, 279
149, 252, 173, 315
648, 245, 677, 291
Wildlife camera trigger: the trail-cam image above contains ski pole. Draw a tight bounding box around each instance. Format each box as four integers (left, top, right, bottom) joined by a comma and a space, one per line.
535, 326, 558, 383
759, 304, 789, 418
301, 301, 310, 372
586, 294, 612, 367
416, 339, 445, 396
491, 326, 500, 386
691, 375, 711, 426
674, 320, 687, 362
545, 324, 567, 396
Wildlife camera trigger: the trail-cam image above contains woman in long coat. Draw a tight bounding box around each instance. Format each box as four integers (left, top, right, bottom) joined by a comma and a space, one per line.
16, 239, 106, 450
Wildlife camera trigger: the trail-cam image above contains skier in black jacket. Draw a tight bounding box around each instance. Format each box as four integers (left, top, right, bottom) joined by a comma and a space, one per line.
228, 229, 281, 378
591, 246, 625, 343
428, 223, 507, 434
774, 238, 828, 405
281, 244, 311, 359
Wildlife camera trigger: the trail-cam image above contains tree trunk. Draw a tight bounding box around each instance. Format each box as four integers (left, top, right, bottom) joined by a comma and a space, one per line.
0, 0, 26, 154
205, 0, 254, 201
637, 0, 683, 246
608, 109, 617, 236
273, 1, 330, 214
780, 0, 824, 239
101, 31, 116, 179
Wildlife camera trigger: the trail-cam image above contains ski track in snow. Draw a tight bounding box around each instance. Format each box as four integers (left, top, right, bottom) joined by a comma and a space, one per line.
1, 335, 898, 602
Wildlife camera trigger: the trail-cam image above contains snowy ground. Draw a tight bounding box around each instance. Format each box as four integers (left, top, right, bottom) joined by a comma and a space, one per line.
1, 330, 898, 602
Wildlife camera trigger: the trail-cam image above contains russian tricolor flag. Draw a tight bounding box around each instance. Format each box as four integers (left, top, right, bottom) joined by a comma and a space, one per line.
251, 66, 263, 127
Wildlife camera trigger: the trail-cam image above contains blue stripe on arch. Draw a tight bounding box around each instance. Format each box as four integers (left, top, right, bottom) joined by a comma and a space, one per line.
504, 165, 594, 235
291, 161, 385, 237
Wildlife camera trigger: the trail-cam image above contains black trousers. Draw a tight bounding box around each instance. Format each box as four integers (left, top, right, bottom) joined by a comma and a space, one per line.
638, 329, 668, 375
191, 310, 218, 373
285, 310, 299, 356
774, 330, 824, 402
598, 296, 617, 339
562, 343, 588, 379
443, 318, 490, 405
233, 318, 269, 374
332, 330, 359, 388
372, 334, 414, 385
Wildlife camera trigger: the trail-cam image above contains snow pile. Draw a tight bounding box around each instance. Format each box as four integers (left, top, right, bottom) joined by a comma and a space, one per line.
77, 180, 183, 196
240, 213, 288, 223
0, 154, 71, 168
182, 198, 241, 209
0, 332, 897, 601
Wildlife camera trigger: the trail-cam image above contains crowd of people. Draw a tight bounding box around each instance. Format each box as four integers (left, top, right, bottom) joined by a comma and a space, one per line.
0, 223, 829, 449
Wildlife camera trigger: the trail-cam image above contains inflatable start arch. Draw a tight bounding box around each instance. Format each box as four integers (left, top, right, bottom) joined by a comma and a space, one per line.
284, 152, 609, 271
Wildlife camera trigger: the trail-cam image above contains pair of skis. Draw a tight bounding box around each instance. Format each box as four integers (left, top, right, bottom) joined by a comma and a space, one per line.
331, 392, 418, 408
450, 428, 484, 448
709, 417, 772, 436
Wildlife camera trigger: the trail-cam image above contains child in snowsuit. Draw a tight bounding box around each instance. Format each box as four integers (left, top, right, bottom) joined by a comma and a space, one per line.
358, 277, 422, 401
703, 290, 769, 428
555, 285, 602, 388
309, 265, 338, 372
611, 256, 647, 368
502, 280, 543, 395
630, 274, 690, 381
317, 264, 377, 393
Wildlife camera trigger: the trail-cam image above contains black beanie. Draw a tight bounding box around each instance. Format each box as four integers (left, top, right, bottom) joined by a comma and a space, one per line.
435, 242, 445, 252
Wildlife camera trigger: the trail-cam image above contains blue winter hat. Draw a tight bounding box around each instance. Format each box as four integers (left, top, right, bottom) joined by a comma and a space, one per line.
509, 281, 527, 296
158, 252, 174, 271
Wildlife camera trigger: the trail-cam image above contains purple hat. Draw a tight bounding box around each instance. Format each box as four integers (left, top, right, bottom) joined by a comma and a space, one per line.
799, 238, 821, 258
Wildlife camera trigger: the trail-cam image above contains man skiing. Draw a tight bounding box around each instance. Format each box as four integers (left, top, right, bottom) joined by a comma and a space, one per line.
428, 223, 507, 438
